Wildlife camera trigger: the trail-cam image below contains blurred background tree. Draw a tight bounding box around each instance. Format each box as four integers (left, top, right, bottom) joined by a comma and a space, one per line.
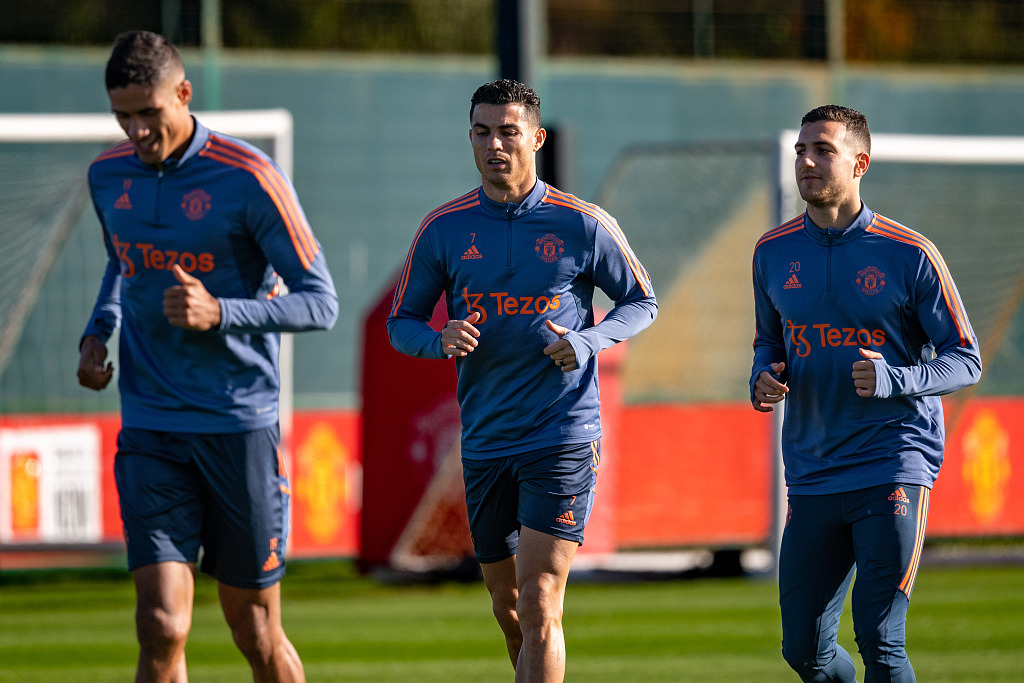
1, 0, 1022, 64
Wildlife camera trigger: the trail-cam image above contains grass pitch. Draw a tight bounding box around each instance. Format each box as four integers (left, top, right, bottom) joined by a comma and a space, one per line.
1, 556, 1022, 682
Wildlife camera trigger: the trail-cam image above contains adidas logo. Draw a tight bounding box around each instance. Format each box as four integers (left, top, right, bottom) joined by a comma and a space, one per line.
461, 244, 483, 260
783, 273, 801, 289
114, 193, 133, 210
262, 551, 280, 572
555, 510, 577, 526
888, 487, 910, 504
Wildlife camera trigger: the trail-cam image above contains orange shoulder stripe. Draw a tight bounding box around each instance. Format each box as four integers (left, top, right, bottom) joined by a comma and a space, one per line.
201, 137, 316, 267
204, 135, 318, 264
421, 189, 479, 225
390, 194, 481, 316
91, 140, 135, 164
867, 215, 973, 346
202, 135, 319, 269
541, 187, 653, 297
754, 214, 804, 250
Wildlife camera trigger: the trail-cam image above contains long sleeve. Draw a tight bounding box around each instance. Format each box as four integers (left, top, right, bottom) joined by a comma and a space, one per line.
873, 252, 982, 398
217, 164, 338, 333
386, 220, 449, 359
563, 216, 657, 364
81, 203, 123, 343
749, 253, 788, 403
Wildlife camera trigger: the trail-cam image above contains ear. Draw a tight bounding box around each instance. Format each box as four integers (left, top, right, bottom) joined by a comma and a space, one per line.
177, 79, 194, 106
853, 150, 870, 178
534, 126, 547, 152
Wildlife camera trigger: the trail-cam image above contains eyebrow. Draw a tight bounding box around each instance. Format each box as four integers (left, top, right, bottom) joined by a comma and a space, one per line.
794, 140, 835, 150
112, 105, 161, 115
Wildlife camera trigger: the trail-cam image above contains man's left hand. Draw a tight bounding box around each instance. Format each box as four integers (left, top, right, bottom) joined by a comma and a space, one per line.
543, 319, 577, 372
163, 264, 222, 330
852, 347, 882, 397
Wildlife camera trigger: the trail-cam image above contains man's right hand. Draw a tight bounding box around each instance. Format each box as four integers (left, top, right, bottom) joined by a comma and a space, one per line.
77, 335, 114, 390
752, 361, 788, 412
441, 311, 481, 357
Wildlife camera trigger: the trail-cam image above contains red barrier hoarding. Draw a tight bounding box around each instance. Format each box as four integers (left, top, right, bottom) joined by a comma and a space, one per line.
2, 396, 1023, 569
0, 412, 362, 559
614, 403, 773, 549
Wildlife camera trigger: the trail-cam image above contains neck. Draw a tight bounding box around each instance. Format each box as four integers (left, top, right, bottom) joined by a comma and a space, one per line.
807, 198, 862, 231
482, 175, 537, 205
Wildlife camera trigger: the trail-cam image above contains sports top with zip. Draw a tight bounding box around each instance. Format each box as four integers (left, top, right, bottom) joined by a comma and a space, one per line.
751, 204, 981, 494
388, 180, 657, 460
82, 118, 338, 434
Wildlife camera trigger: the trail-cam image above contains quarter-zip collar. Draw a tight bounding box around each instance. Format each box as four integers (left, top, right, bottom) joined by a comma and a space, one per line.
141, 116, 210, 173
802, 202, 874, 245
477, 180, 547, 220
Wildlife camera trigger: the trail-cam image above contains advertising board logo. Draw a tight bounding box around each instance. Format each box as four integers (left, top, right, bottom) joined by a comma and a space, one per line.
961, 409, 1010, 524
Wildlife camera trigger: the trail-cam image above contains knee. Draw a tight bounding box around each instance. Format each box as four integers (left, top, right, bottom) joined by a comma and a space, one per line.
488, 586, 520, 636
136, 606, 191, 653
781, 641, 829, 682
856, 632, 911, 680
516, 577, 563, 632
781, 641, 817, 680
227, 614, 277, 664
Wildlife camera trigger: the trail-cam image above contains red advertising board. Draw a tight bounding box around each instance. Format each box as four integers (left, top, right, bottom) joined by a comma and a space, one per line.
0, 411, 363, 559
614, 403, 774, 548
2, 395, 1023, 570
929, 397, 1024, 538
289, 410, 362, 557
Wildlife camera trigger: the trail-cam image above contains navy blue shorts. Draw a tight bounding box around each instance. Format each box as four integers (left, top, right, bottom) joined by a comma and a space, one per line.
114, 426, 291, 589
462, 441, 600, 564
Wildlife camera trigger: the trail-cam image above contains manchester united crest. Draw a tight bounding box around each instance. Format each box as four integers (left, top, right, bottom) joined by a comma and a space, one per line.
856, 266, 886, 295
181, 188, 212, 221
535, 234, 564, 263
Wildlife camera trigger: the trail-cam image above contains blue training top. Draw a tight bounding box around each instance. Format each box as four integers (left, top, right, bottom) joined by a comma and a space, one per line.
751, 204, 982, 494
387, 180, 657, 460
82, 118, 338, 433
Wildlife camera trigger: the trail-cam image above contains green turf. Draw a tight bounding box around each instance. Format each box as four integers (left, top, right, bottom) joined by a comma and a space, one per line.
1, 559, 1022, 682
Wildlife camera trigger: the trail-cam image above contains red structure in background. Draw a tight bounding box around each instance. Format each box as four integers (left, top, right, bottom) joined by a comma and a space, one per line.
358, 280, 460, 570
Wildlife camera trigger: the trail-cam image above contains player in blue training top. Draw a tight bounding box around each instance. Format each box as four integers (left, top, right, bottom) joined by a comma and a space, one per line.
77, 31, 337, 683
388, 79, 656, 682
751, 105, 982, 682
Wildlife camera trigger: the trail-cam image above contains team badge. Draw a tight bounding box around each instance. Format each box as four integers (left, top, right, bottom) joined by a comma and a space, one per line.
181, 188, 212, 221
535, 234, 564, 263
856, 266, 885, 295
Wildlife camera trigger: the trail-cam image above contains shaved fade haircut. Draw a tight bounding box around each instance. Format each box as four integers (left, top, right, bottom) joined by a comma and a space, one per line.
802, 105, 871, 155
470, 79, 542, 129
105, 30, 185, 91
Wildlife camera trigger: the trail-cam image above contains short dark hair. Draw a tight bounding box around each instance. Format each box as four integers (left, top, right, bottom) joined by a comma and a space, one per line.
105, 30, 184, 91
801, 105, 871, 155
470, 79, 541, 128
